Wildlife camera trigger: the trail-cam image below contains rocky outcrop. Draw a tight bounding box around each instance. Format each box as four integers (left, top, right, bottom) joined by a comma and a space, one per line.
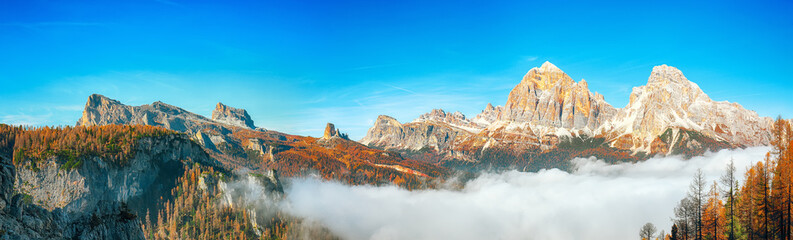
0, 152, 13, 213
245, 138, 275, 162
471, 103, 503, 127
193, 130, 218, 151
212, 102, 256, 129
13, 134, 215, 216
322, 123, 349, 140
0, 148, 145, 239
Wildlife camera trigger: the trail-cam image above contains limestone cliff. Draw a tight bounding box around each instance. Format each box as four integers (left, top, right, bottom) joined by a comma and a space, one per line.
360, 115, 475, 161
499, 62, 616, 130
212, 102, 256, 129
13, 134, 215, 215
1, 149, 145, 239
77, 94, 215, 133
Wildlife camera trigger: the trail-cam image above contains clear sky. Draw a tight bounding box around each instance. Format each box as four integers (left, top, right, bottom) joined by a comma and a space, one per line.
1, 0, 791, 140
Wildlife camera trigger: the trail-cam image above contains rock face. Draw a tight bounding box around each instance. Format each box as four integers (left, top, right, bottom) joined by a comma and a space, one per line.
76, 94, 277, 164
0, 148, 146, 239
413, 109, 485, 132
0, 152, 13, 213
362, 62, 774, 161
500, 62, 616, 130
361, 115, 473, 160
212, 102, 256, 129
77, 94, 215, 133
14, 134, 214, 215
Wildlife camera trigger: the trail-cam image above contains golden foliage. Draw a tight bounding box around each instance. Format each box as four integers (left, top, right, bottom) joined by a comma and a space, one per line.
7, 124, 175, 169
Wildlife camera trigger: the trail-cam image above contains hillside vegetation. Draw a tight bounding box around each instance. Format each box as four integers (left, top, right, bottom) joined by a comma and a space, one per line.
1, 124, 176, 171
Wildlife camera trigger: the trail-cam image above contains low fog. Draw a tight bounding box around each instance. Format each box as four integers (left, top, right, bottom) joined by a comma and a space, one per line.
276, 147, 769, 240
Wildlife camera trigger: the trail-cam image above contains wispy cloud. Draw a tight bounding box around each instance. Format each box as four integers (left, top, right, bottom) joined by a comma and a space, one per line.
1, 21, 109, 31
153, 0, 182, 6
300, 96, 327, 105
342, 63, 403, 72
1, 113, 53, 126
51, 105, 84, 111
382, 83, 417, 94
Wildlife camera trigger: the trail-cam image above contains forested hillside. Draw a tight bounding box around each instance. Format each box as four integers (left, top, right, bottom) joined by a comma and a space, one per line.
648, 118, 793, 240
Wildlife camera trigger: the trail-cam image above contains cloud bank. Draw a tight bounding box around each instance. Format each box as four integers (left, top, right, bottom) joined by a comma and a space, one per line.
279, 147, 770, 240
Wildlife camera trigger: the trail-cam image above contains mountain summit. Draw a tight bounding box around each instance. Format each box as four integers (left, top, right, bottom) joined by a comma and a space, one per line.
77, 94, 213, 133
500, 62, 616, 130
212, 102, 256, 129
601, 64, 771, 153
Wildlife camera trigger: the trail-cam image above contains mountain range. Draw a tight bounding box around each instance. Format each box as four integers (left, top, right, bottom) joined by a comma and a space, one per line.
0, 62, 788, 238
362, 62, 776, 168
76, 93, 446, 183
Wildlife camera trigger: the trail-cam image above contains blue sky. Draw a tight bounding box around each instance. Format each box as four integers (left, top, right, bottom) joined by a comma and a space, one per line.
0, 0, 791, 140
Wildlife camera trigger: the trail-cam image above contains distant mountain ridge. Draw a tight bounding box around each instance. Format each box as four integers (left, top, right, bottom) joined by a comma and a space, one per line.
362, 62, 773, 165
75, 94, 447, 186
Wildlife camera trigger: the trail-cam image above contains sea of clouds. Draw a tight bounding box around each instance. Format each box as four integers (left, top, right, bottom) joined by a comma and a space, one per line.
272, 147, 770, 240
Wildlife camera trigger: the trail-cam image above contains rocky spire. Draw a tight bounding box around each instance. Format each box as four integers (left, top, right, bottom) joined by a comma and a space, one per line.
211, 102, 256, 129
322, 123, 349, 140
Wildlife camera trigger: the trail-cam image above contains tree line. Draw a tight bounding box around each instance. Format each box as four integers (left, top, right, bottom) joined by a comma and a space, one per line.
1, 124, 176, 170
641, 118, 793, 240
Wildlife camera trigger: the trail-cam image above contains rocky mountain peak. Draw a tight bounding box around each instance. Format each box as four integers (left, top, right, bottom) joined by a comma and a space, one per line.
374, 115, 401, 127
501, 62, 616, 129
211, 102, 256, 129
485, 103, 495, 111
472, 103, 503, 127
78, 94, 216, 133
539, 61, 563, 73
414, 109, 487, 132
415, 109, 467, 123
627, 64, 709, 108
85, 93, 122, 109
78, 94, 133, 127
522, 61, 575, 91
579, 78, 588, 88
322, 123, 349, 140
323, 123, 337, 139
602, 65, 771, 153
646, 64, 701, 90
